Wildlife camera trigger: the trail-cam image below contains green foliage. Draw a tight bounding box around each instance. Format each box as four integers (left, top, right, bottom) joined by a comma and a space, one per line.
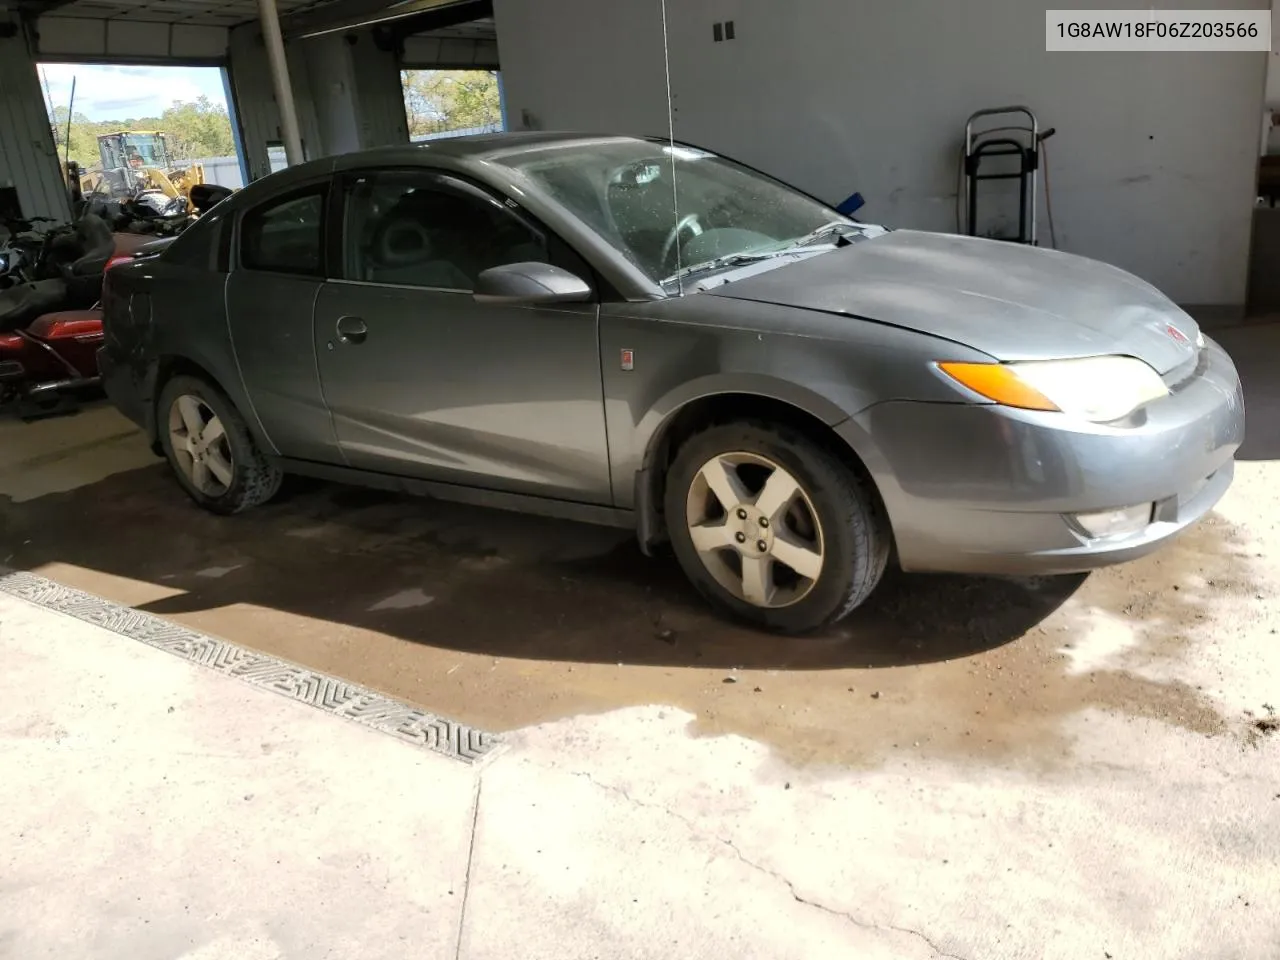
158, 96, 237, 161
401, 70, 502, 137
49, 95, 236, 170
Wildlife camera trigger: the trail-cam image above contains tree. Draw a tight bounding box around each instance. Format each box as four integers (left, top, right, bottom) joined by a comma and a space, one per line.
46, 96, 236, 171
401, 70, 501, 137
48, 106, 102, 168
160, 96, 236, 161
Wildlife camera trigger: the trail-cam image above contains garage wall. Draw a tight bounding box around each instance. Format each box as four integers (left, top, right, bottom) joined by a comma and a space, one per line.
36, 16, 228, 62
494, 0, 668, 135
495, 0, 1269, 310
0, 28, 71, 223
401, 33, 498, 69
228, 22, 324, 181
228, 24, 407, 180
345, 32, 411, 150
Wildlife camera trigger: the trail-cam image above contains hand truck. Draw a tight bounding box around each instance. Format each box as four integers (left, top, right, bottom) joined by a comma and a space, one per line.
963, 106, 1055, 245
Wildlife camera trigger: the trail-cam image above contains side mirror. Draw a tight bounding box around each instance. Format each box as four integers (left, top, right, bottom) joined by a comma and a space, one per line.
190, 183, 232, 215
473, 262, 593, 305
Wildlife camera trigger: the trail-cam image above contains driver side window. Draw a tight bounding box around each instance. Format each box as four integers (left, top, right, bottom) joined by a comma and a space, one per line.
342, 172, 548, 291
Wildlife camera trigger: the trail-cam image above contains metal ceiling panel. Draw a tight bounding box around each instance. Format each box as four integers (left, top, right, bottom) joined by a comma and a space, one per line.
36, 0, 342, 26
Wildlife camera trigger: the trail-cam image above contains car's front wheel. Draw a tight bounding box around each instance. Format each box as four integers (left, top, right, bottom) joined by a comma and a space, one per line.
158, 374, 283, 515
664, 421, 889, 634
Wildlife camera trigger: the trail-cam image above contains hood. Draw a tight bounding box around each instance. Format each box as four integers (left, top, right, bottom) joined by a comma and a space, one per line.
708, 229, 1200, 375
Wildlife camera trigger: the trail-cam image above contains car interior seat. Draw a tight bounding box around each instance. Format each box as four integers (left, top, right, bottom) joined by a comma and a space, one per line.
366, 208, 471, 290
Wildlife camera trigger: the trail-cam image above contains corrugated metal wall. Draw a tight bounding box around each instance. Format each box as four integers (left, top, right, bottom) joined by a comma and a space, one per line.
348, 32, 410, 150
227, 22, 325, 182
229, 21, 407, 177
0, 28, 71, 223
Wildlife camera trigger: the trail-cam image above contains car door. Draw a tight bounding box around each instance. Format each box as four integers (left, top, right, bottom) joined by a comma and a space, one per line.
224, 179, 339, 463
312, 167, 612, 505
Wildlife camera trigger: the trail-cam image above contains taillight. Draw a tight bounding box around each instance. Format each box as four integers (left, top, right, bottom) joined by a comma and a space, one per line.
105, 255, 132, 272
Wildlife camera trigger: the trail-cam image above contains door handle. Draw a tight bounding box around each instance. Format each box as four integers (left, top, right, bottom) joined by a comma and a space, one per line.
335, 315, 368, 345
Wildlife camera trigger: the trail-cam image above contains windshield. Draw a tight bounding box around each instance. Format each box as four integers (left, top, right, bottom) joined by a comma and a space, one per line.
123, 134, 168, 167
494, 139, 863, 287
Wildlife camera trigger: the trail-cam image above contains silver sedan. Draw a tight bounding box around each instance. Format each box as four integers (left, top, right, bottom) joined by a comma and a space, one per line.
98, 133, 1245, 633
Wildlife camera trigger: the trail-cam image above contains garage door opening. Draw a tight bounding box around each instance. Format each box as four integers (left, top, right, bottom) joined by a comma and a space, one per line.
38, 61, 248, 200
396, 7, 503, 143
401, 69, 504, 142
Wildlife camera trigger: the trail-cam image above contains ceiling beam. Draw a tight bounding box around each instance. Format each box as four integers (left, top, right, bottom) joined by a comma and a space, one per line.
281, 0, 488, 40
12, 0, 80, 13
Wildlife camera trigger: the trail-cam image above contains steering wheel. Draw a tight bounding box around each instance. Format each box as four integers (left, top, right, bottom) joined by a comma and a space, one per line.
660, 213, 704, 273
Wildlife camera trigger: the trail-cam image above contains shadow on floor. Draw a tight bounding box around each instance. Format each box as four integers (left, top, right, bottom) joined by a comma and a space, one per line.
0, 464, 1084, 672
7, 323, 1280, 674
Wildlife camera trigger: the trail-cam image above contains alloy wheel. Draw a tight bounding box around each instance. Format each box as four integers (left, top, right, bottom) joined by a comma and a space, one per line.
684, 451, 826, 608
168, 394, 235, 497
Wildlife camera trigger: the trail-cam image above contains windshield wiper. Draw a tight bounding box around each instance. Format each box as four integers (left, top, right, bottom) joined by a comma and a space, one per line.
787, 220, 864, 248
662, 250, 795, 286
660, 220, 873, 286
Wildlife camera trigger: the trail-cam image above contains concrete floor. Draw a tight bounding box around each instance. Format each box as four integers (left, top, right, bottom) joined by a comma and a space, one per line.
2, 326, 1280, 957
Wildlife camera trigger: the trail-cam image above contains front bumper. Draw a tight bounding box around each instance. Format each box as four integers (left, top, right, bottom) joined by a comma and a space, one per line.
843, 338, 1245, 575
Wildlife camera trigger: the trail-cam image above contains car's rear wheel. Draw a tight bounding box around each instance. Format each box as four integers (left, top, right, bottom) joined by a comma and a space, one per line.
158, 374, 282, 515
664, 421, 889, 634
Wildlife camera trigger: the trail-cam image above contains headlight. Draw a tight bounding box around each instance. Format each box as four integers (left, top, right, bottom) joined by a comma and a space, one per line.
938, 356, 1169, 423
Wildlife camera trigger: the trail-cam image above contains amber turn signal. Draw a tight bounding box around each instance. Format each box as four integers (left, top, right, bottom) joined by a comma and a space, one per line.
937, 362, 1060, 412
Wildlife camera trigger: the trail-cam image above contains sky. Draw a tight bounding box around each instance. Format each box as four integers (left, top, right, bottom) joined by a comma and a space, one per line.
37, 63, 229, 121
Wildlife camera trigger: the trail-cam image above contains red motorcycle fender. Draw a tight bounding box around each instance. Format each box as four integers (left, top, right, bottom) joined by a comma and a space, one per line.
27, 309, 104, 343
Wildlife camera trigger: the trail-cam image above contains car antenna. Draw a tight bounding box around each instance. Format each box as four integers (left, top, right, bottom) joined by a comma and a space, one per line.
659, 0, 683, 297
63, 76, 76, 181
63, 75, 79, 221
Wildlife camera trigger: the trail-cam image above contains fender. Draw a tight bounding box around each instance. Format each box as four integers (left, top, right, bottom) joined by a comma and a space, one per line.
620, 371, 866, 513
146, 343, 279, 457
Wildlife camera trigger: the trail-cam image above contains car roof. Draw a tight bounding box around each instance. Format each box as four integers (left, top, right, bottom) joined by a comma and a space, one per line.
251, 132, 667, 192
388, 130, 663, 162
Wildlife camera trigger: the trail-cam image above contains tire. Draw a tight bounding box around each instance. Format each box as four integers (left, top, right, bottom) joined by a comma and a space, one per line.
157, 374, 283, 515
664, 420, 889, 634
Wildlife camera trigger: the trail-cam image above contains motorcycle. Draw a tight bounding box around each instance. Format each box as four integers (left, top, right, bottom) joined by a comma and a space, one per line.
0, 215, 58, 290
0, 184, 230, 418
0, 213, 120, 416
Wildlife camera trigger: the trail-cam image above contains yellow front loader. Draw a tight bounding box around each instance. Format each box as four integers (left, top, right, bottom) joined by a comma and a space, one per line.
87, 132, 205, 207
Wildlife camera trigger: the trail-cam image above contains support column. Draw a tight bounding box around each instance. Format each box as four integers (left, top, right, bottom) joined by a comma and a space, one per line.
257, 0, 305, 166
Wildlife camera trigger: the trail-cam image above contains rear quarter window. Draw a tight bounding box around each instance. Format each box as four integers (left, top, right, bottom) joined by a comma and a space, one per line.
159, 212, 223, 270
239, 189, 327, 277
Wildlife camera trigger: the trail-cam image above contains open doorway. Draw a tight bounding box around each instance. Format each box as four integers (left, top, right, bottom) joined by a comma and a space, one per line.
37, 61, 248, 206
401, 69, 504, 142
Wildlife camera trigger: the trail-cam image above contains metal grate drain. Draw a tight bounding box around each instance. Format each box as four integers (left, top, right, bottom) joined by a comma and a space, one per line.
0, 569, 501, 764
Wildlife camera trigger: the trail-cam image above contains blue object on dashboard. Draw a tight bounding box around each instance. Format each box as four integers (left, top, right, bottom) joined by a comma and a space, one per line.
836, 192, 865, 216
